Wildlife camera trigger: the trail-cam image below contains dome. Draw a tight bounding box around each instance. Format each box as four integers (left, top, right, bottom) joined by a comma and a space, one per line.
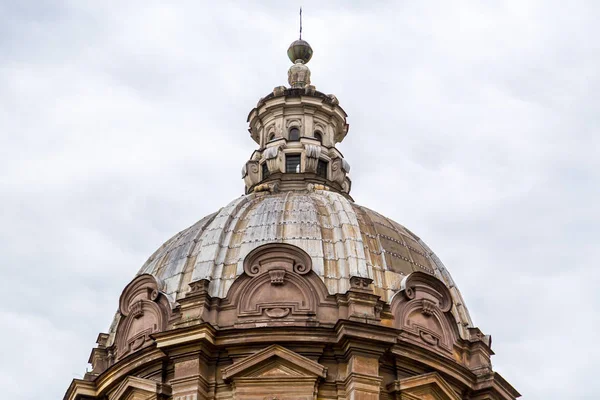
67, 35, 519, 400
106, 190, 473, 342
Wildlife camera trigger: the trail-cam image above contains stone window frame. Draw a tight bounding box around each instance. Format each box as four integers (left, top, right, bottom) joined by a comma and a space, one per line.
285, 153, 302, 173
314, 130, 323, 143
289, 127, 300, 142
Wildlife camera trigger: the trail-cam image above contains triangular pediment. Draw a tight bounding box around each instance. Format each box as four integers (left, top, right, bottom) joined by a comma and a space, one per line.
247, 359, 305, 378
389, 372, 461, 400
108, 376, 170, 400
222, 344, 327, 381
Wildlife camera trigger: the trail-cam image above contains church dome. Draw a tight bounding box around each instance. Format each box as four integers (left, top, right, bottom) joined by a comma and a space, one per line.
66, 28, 519, 400
116, 190, 473, 337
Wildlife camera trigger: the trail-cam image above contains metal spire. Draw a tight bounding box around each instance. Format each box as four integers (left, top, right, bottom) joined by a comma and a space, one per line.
299, 7, 302, 40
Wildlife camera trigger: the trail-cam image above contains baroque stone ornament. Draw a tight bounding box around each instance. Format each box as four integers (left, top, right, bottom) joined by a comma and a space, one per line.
331, 156, 350, 190
224, 243, 323, 326
114, 274, 172, 360
304, 144, 321, 173
288, 60, 311, 88
64, 28, 519, 400
242, 160, 260, 189
222, 345, 326, 400
391, 272, 457, 356
264, 144, 283, 174
349, 276, 373, 291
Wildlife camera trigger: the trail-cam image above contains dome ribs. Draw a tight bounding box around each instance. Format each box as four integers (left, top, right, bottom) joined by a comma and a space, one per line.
115, 191, 475, 341
136, 212, 218, 300
190, 195, 252, 296
174, 212, 220, 299
415, 237, 475, 333
352, 204, 390, 299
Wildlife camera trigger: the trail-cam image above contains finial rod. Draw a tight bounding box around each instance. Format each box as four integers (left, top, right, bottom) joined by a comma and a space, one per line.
299, 7, 302, 40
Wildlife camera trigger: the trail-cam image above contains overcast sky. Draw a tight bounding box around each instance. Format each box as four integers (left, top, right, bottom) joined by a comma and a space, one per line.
1, 1, 599, 399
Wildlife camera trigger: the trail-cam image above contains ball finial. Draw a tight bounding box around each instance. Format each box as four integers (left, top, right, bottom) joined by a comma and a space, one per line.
287, 39, 313, 64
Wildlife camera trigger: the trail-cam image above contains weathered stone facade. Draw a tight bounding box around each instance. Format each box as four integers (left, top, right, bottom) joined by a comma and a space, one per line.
64, 37, 519, 400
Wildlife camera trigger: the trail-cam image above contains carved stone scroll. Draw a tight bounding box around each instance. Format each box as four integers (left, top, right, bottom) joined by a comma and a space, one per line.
243, 243, 312, 277
331, 157, 350, 188
115, 274, 171, 360
243, 160, 260, 189
228, 243, 319, 325
391, 272, 458, 357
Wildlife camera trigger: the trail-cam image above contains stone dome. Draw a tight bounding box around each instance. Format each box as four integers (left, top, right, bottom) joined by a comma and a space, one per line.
67, 36, 519, 400
106, 190, 473, 342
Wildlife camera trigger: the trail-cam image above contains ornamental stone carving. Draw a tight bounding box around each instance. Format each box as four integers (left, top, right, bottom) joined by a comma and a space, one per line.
65, 35, 519, 400
391, 272, 457, 357
222, 345, 326, 400
114, 274, 171, 361
243, 243, 312, 277
108, 376, 171, 400
288, 60, 311, 88
387, 372, 461, 400
331, 157, 350, 187
242, 160, 260, 189
264, 145, 283, 174
304, 144, 321, 173
342, 176, 352, 194
234, 244, 317, 325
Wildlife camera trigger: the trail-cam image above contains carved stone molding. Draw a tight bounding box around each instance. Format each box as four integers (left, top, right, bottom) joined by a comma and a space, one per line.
108, 376, 171, 400
243, 243, 312, 278
115, 274, 171, 360
304, 144, 322, 173
285, 117, 303, 130
349, 276, 374, 292
268, 269, 286, 285
400, 272, 452, 313
331, 157, 350, 191
188, 279, 210, 296
242, 160, 260, 190
222, 345, 326, 400
220, 243, 323, 325
391, 272, 458, 357
387, 372, 461, 400
264, 145, 283, 174
342, 176, 352, 194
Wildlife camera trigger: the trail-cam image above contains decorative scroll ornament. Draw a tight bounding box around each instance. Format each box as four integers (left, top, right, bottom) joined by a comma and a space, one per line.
232, 243, 318, 323
390, 272, 458, 357
331, 157, 350, 189
243, 160, 260, 189
244, 243, 312, 278
115, 274, 171, 360
304, 144, 321, 173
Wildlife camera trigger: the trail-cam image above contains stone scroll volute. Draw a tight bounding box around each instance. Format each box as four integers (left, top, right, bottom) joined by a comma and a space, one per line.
243, 160, 260, 190
234, 243, 317, 325
114, 274, 171, 360
390, 272, 458, 357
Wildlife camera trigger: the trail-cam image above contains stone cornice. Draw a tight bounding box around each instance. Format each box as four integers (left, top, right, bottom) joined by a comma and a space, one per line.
94, 347, 167, 397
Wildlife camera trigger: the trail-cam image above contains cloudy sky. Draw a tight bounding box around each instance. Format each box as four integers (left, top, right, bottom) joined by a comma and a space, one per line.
1, 1, 598, 399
